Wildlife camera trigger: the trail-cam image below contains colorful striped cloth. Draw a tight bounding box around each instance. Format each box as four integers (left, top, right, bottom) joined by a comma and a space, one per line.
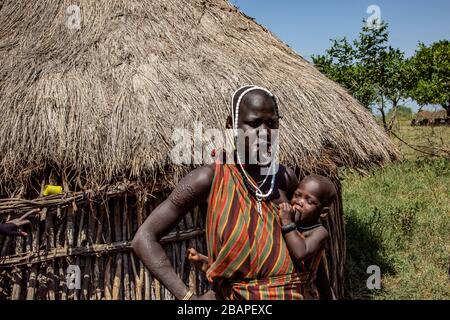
297, 245, 325, 300
205, 162, 304, 300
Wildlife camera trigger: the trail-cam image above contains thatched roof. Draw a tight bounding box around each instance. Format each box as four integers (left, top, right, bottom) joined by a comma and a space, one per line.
416, 110, 447, 120
0, 0, 399, 192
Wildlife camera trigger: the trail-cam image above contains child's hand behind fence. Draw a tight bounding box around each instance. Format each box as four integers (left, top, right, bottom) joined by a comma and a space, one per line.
187, 248, 210, 273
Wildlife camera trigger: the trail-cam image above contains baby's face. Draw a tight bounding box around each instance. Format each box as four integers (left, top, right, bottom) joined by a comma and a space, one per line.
290, 179, 326, 225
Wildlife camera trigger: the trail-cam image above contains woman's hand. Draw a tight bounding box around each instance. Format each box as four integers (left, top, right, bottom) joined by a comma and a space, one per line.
279, 202, 295, 225
191, 290, 217, 300
191, 290, 218, 300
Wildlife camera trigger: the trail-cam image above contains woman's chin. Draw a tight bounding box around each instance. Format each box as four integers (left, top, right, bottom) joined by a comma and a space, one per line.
256, 152, 274, 167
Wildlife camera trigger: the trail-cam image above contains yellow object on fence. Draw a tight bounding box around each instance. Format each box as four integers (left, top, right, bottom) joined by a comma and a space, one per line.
43, 185, 63, 196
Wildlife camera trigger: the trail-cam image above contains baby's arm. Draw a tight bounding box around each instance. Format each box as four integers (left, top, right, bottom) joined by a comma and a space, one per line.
187, 248, 210, 273
279, 203, 328, 261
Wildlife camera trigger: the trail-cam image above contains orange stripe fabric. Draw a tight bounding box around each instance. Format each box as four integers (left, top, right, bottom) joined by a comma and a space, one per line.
205, 162, 304, 300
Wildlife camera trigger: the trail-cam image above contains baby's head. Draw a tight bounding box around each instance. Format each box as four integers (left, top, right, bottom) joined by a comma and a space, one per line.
290, 175, 337, 226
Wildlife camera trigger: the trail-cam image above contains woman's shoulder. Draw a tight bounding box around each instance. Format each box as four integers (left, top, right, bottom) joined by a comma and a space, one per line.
171, 165, 216, 206
186, 164, 215, 187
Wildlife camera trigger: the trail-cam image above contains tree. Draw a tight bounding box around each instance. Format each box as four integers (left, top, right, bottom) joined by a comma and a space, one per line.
409, 40, 450, 119
313, 36, 376, 109
313, 20, 413, 130
376, 48, 416, 129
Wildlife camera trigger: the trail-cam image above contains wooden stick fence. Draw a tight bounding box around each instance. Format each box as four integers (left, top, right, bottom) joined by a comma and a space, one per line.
0, 180, 345, 299
0, 185, 209, 300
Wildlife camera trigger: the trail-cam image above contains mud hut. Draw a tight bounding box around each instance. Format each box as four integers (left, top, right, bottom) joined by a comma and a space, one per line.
412, 110, 448, 126
0, 0, 399, 300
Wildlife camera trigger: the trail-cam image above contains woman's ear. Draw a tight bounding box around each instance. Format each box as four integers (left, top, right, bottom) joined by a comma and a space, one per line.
226, 115, 233, 129
320, 207, 330, 220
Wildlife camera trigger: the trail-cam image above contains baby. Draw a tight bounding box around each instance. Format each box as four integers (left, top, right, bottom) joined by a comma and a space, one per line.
278, 174, 336, 299
187, 174, 337, 300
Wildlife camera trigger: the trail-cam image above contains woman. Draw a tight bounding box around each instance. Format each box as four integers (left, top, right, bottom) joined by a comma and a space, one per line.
132, 86, 301, 300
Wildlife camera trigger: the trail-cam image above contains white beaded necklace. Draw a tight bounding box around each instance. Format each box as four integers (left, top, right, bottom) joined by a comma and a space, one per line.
231, 85, 278, 216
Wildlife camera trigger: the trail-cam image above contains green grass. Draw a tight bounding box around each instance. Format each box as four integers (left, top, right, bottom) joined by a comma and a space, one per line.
342, 116, 450, 300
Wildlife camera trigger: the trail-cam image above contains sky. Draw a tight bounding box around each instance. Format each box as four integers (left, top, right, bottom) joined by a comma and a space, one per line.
232, 0, 450, 60
232, 1, 450, 112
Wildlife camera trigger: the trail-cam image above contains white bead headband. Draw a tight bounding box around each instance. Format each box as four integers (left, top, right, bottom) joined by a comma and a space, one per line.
231, 85, 278, 137
230, 85, 279, 208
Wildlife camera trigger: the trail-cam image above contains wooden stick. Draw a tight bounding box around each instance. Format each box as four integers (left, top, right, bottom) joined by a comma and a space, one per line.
103, 201, 112, 301
45, 193, 56, 300
0, 228, 205, 266
25, 182, 46, 300
11, 236, 24, 300
112, 199, 122, 300
46, 261, 56, 300
95, 204, 104, 244
90, 257, 100, 300
65, 201, 75, 248
123, 253, 130, 300
130, 254, 142, 300
104, 256, 112, 300
144, 267, 151, 300
76, 206, 85, 247
154, 278, 161, 300
130, 275, 136, 300
122, 196, 131, 300
0, 184, 160, 217
91, 203, 102, 300
58, 258, 67, 300
81, 258, 91, 300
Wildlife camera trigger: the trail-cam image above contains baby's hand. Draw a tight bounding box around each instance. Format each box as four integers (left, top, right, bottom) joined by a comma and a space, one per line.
187, 248, 210, 273
187, 248, 200, 262
279, 203, 295, 225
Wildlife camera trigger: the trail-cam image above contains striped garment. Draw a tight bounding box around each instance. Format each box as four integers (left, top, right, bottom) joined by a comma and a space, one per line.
297, 244, 325, 300
205, 162, 304, 300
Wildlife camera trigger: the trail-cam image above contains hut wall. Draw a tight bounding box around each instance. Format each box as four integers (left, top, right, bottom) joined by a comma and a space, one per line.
0, 186, 345, 300
0, 191, 209, 300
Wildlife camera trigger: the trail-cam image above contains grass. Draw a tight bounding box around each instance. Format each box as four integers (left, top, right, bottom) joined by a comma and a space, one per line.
391, 117, 449, 160
342, 116, 450, 300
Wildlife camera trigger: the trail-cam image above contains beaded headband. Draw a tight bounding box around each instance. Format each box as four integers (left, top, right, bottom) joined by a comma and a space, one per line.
231, 85, 279, 137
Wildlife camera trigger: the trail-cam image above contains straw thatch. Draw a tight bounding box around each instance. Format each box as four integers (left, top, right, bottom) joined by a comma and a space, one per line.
0, 0, 399, 195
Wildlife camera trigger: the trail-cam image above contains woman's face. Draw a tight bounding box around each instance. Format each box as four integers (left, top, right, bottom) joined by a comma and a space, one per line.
233, 91, 279, 166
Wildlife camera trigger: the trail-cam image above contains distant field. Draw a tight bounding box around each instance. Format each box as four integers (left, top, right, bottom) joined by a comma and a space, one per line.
391, 117, 450, 159
342, 116, 450, 300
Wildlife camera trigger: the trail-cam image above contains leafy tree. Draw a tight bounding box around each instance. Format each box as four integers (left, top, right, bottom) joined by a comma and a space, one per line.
313, 20, 414, 130
313, 36, 375, 109
409, 40, 450, 118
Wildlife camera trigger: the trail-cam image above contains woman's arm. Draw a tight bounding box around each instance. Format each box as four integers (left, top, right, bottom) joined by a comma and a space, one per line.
131, 166, 214, 300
